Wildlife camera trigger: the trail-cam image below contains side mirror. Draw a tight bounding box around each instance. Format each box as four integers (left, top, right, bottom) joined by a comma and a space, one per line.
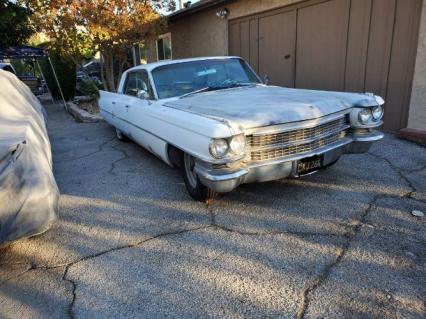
137, 89, 149, 100
263, 74, 270, 85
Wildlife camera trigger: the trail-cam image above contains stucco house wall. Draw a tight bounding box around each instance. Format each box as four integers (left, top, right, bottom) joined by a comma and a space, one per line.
408, 0, 426, 129
147, 0, 305, 61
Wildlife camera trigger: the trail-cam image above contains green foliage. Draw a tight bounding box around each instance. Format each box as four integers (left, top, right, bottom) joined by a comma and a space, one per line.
0, 0, 34, 47
39, 52, 76, 101
77, 78, 101, 99
10, 60, 34, 76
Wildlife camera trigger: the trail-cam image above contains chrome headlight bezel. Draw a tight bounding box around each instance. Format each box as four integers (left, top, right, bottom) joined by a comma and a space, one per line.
358, 108, 373, 124
371, 105, 384, 121
209, 134, 246, 159
229, 134, 246, 155
209, 138, 229, 159
351, 104, 384, 127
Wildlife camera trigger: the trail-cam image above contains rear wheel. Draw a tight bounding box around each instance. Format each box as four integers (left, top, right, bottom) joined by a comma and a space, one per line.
182, 153, 216, 202
115, 128, 128, 142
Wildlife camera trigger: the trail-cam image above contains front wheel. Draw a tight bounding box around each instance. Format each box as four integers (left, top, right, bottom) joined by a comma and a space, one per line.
182, 153, 216, 202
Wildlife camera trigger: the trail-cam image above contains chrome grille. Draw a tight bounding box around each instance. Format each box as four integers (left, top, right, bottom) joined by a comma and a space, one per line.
248, 117, 347, 147
248, 117, 349, 162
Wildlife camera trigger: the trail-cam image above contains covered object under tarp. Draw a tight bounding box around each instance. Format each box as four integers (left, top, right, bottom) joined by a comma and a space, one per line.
0, 70, 58, 245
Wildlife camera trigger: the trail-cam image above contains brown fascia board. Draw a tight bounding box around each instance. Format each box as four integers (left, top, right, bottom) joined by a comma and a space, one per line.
168, 0, 238, 21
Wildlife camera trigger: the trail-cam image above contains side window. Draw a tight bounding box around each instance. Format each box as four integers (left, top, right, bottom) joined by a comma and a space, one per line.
124, 71, 154, 99
124, 72, 138, 96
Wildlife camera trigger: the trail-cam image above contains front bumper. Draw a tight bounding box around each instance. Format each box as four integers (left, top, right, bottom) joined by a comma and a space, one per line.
195, 130, 384, 193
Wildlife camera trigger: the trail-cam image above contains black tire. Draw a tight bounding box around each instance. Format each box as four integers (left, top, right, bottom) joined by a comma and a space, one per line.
115, 128, 129, 142
182, 153, 216, 202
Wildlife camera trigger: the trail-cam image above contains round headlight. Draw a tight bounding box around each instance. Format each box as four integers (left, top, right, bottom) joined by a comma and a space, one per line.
358, 109, 372, 124
209, 138, 229, 158
229, 134, 246, 155
372, 105, 383, 121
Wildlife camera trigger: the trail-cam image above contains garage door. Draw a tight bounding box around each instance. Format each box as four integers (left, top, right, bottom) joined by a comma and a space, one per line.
229, 0, 422, 132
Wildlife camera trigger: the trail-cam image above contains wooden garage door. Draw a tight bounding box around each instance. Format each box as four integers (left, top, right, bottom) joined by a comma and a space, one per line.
229, 0, 422, 131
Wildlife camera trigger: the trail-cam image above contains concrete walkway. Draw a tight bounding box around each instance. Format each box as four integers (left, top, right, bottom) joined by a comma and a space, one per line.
1, 103, 425, 318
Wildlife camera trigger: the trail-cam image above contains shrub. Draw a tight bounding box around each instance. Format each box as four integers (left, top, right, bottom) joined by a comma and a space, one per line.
39, 52, 76, 101
76, 78, 101, 99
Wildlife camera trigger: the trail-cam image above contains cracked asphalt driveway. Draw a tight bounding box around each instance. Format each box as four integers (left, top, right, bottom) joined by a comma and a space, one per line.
1, 103, 425, 319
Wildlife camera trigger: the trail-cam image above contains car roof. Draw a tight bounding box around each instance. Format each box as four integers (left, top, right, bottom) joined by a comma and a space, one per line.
128, 56, 242, 72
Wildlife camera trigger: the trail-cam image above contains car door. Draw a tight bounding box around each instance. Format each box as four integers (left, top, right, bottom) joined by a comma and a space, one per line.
120, 70, 155, 146
114, 71, 145, 135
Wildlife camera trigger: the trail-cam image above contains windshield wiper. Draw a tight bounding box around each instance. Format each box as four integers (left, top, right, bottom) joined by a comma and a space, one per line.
222, 82, 256, 88
179, 86, 219, 98
179, 82, 258, 99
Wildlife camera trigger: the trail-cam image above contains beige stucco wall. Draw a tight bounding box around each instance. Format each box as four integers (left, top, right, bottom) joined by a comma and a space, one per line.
408, 1, 426, 130
147, 0, 305, 62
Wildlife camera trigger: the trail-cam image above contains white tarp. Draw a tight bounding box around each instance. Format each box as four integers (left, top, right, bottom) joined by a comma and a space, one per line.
0, 70, 58, 245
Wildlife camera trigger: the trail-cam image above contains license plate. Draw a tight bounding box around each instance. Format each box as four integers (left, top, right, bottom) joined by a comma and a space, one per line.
297, 157, 322, 174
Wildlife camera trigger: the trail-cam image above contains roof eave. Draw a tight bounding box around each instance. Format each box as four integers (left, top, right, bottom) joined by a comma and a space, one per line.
168, 0, 238, 21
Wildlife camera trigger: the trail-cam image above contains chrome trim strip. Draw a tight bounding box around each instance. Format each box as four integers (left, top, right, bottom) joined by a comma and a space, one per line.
351, 131, 384, 142
102, 109, 168, 143
195, 166, 249, 181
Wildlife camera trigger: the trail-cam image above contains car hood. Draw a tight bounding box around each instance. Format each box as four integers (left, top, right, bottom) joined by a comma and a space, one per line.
164, 86, 384, 131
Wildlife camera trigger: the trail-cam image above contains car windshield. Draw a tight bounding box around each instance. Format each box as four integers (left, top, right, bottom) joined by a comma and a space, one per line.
151, 58, 261, 99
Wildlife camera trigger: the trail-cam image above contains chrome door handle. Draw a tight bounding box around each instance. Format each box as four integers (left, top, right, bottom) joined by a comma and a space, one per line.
112, 101, 116, 105
125, 105, 130, 108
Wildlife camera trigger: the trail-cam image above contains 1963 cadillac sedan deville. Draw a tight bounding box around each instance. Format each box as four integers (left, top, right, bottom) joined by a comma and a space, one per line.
99, 57, 384, 201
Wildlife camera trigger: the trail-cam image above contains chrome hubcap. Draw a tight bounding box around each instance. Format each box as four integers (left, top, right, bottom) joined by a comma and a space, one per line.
184, 154, 198, 188
116, 128, 123, 139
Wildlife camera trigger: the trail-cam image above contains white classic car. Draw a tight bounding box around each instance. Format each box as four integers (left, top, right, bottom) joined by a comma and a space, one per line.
99, 57, 384, 201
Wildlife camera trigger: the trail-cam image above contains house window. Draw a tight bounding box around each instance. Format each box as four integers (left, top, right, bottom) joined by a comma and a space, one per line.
132, 41, 147, 66
156, 33, 172, 60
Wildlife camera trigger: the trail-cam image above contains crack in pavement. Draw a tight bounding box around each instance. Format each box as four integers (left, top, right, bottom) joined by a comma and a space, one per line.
62, 265, 76, 319
296, 193, 381, 319
53, 137, 116, 164
0, 264, 33, 286
212, 223, 343, 239
204, 195, 366, 319
3, 139, 423, 318
369, 150, 426, 174
199, 150, 425, 319
296, 151, 424, 319
204, 191, 392, 319
203, 186, 389, 319
368, 151, 424, 203
108, 144, 130, 175
58, 225, 213, 319
204, 198, 343, 239
0, 226, 212, 319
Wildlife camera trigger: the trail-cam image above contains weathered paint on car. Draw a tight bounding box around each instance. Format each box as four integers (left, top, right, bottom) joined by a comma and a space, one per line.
99, 57, 384, 198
